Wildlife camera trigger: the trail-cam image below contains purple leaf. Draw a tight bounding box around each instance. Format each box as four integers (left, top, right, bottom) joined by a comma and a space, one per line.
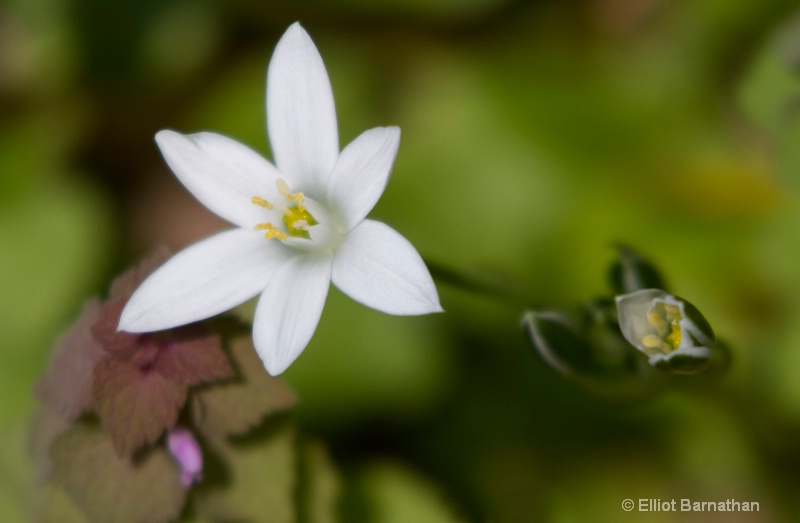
91, 298, 142, 358
35, 299, 107, 420
154, 325, 233, 386
93, 359, 187, 456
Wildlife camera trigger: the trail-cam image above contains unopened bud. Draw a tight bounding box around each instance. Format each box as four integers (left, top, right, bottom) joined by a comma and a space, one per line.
615, 289, 715, 374
167, 428, 203, 487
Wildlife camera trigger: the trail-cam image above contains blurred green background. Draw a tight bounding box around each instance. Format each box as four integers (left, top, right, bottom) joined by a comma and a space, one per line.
4, 0, 800, 521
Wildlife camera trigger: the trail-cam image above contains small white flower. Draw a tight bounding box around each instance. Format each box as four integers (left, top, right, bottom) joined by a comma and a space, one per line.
119, 23, 442, 375
615, 289, 714, 374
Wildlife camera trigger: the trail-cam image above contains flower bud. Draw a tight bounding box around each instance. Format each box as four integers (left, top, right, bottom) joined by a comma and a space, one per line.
167, 428, 203, 487
615, 289, 715, 374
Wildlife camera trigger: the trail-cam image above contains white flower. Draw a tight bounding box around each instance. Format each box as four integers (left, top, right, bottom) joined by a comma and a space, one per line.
119, 23, 442, 375
615, 289, 714, 374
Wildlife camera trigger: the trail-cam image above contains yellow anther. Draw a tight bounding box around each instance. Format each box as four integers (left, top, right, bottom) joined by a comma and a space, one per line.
647, 309, 666, 334
255, 222, 287, 240
664, 303, 682, 322
665, 320, 682, 350
642, 335, 664, 349
276, 179, 292, 199
275, 179, 307, 210
251, 196, 273, 209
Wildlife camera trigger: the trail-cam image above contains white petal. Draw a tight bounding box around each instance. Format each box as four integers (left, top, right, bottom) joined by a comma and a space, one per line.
156, 130, 281, 229
253, 254, 332, 375
332, 220, 442, 315
267, 23, 339, 194
327, 127, 400, 231
614, 288, 667, 355
119, 229, 290, 332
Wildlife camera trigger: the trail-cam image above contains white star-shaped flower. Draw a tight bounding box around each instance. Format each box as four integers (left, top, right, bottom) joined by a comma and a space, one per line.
119, 23, 442, 375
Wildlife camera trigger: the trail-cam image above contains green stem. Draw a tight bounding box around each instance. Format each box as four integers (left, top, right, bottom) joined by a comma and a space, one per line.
424, 258, 529, 306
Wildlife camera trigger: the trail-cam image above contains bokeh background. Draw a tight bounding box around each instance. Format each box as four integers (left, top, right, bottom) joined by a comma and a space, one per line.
3, 0, 800, 521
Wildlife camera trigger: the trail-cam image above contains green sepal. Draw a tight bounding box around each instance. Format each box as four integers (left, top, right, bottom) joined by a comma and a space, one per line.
608, 245, 667, 294
521, 309, 596, 376
652, 353, 710, 375
676, 294, 716, 347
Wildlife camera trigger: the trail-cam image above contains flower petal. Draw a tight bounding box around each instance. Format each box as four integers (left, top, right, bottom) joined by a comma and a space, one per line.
267, 23, 339, 194
155, 130, 281, 229
615, 289, 665, 354
327, 127, 400, 231
252, 254, 332, 375
119, 229, 289, 332
332, 220, 442, 315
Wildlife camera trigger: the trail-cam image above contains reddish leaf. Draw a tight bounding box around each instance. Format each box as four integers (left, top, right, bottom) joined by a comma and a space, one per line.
93, 359, 187, 456
51, 424, 187, 523
154, 326, 233, 386
35, 299, 107, 420
108, 247, 172, 299
192, 335, 297, 439
91, 298, 141, 358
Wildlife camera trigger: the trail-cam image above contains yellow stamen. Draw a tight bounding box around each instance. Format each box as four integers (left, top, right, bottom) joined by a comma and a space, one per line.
276, 179, 292, 199
643, 302, 684, 353
647, 309, 666, 333
276, 179, 307, 212
251, 180, 319, 242
664, 304, 682, 322
251, 196, 273, 209
255, 222, 287, 240
642, 335, 664, 349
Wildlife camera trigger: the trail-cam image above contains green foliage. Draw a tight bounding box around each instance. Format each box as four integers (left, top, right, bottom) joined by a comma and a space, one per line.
8, 0, 800, 521
191, 336, 298, 439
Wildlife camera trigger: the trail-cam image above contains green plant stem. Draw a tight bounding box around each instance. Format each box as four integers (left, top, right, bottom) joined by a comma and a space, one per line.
424, 258, 529, 307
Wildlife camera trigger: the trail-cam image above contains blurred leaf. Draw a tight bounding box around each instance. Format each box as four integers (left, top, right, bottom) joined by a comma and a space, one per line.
191, 335, 297, 439
35, 299, 106, 421
108, 247, 172, 300
776, 109, 800, 191
522, 309, 596, 376
153, 326, 233, 387
361, 461, 464, 523
51, 424, 186, 523
738, 10, 800, 133
35, 485, 90, 523
299, 441, 342, 523
93, 359, 187, 456
29, 409, 71, 484
738, 9, 800, 192
90, 299, 140, 358
195, 422, 296, 523
608, 245, 667, 295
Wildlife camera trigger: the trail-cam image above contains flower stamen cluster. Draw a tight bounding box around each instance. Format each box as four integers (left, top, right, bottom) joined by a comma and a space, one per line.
251, 179, 320, 241
642, 302, 683, 354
